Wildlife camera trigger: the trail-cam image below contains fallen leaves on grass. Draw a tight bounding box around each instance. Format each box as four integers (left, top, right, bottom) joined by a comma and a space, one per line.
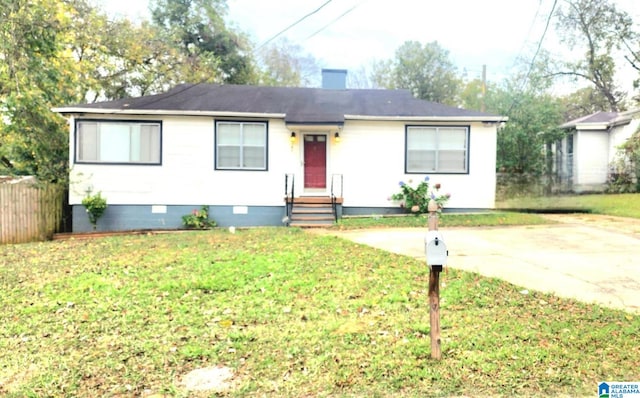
0, 229, 638, 397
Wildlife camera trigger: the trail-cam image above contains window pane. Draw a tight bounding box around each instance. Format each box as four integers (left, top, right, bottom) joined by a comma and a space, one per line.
218, 146, 241, 168
439, 128, 466, 149
406, 126, 468, 173
140, 125, 160, 163
407, 150, 436, 172
100, 123, 131, 162
76, 121, 161, 164
218, 123, 241, 145
130, 125, 141, 162
243, 124, 266, 146
243, 146, 265, 168
78, 122, 98, 161
407, 127, 436, 150
438, 150, 466, 171
216, 122, 267, 170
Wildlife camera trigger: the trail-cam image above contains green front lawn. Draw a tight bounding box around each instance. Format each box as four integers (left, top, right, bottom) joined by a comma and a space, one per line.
497, 193, 640, 218
1, 228, 637, 397
336, 212, 551, 229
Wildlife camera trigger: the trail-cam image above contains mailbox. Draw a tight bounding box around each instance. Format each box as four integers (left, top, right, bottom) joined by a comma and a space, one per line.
425, 230, 448, 271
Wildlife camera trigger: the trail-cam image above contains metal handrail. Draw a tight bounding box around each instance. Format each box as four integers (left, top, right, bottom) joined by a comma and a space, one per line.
284, 173, 295, 223
330, 174, 343, 222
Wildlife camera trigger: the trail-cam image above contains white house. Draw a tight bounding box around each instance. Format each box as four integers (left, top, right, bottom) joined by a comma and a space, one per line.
557, 109, 640, 192
54, 70, 507, 232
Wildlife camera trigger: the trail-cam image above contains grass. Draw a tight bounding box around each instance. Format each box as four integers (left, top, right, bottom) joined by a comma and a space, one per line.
497, 192, 640, 218
336, 212, 551, 229
1, 227, 638, 397
349, 192, 640, 230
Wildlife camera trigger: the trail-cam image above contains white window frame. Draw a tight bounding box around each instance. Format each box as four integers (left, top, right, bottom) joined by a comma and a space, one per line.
75, 120, 162, 165
215, 121, 268, 171
405, 125, 469, 174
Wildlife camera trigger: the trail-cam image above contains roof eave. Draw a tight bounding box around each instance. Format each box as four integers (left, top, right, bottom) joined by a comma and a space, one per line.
562, 122, 610, 131
285, 122, 344, 131
51, 108, 286, 119
344, 114, 508, 123
51, 108, 509, 124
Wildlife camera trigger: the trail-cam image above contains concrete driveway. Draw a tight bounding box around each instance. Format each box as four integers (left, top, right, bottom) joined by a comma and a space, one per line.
322, 214, 640, 313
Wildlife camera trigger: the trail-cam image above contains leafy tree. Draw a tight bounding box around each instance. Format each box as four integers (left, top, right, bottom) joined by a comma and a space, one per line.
483, 53, 566, 195
0, 0, 78, 182
0, 0, 166, 182
609, 127, 640, 192
256, 38, 319, 87
554, 0, 634, 111
558, 86, 612, 121
495, 89, 565, 175
460, 78, 501, 113
150, 0, 257, 84
64, 0, 171, 101
371, 40, 462, 105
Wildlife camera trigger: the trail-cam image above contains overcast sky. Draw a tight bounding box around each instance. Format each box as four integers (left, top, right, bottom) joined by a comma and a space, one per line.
100, 0, 640, 84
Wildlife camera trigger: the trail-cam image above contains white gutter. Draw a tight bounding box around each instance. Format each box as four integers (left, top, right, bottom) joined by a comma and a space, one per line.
50, 108, 508, 123
51, 107, 286, 119
344, 114, 508, 122
572, 122, 611, 131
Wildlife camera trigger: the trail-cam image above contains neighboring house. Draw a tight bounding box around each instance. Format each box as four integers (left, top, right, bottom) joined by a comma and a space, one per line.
557, 109, 640, 192
54, 69, 507, 232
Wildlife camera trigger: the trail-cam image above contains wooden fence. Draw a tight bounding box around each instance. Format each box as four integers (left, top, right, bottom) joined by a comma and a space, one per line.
0, 182, 65, 244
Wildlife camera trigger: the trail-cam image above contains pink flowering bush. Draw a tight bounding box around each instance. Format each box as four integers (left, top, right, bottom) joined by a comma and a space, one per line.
390, 176, 451, 214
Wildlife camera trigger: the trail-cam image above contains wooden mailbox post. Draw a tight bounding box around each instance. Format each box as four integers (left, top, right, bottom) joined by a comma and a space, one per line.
426, 199, 446, 360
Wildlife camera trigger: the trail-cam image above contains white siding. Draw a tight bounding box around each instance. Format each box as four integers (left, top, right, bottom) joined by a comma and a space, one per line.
609, 119, 639, 162
70, 116, 295, 206
319, 120, 496, 209
574, 130, 610, 188
70, 116, 498, 210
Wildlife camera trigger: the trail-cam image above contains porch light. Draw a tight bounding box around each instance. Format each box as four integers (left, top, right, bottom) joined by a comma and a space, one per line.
334, 132, 341, 142
290, 132, 297, 143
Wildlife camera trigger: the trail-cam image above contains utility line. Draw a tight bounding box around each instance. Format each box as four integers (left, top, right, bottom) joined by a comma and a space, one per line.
255, 0, 332, 51
513, 0, 544, 70
91, 2, 336, 106
304, 2, 363, 41
507, 0, 558, 114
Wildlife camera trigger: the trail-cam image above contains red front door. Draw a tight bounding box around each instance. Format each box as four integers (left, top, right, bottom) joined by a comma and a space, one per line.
304, 135, 326, 189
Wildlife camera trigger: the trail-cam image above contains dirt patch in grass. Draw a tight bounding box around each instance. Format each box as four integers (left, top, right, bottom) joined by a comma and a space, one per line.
181, 365, 235, 394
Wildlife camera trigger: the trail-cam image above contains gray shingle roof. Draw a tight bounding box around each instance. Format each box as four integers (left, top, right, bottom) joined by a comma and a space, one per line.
56, 84, 503, 123
561, 111, 619, 129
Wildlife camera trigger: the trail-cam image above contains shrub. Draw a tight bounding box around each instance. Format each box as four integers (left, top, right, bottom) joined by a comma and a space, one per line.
182, 206, 216, 229
389, 176, 450, 214
81, 192, 107, 230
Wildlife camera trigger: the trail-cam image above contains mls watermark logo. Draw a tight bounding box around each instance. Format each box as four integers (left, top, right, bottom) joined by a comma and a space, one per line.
599, 382, 640, 398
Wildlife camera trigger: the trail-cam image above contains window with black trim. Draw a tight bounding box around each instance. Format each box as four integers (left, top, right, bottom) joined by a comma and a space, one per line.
76, 120, 161, 164
216, 121, 267, 170
406, 126, 469, 173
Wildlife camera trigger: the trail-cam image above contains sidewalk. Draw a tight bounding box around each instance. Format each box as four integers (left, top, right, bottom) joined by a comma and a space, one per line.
320, 214, 640, 313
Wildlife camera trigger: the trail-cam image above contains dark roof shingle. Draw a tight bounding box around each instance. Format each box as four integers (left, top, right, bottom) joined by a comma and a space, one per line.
561, 111, 619, 129
57, 84, 502, 123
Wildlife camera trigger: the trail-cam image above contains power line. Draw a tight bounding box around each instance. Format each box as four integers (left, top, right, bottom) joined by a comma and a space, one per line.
87, 2, 336, 106
522, 0, 558, 85
513, 0, 545, 68
255, 0, 332, 51
304, 2, 363, 41
507, 0, 558, 114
